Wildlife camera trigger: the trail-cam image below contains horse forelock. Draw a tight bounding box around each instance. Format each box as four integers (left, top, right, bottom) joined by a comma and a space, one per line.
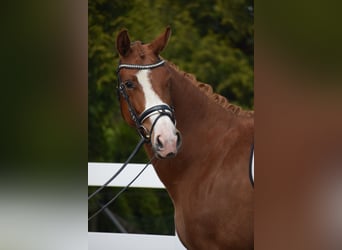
167, 62, 254, 117
129, 41, 164, 64
129, 41, 146, 59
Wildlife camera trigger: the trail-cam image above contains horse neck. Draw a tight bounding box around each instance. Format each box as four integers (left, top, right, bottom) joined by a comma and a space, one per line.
170, 66, 237, 137
146, 63, 243, 199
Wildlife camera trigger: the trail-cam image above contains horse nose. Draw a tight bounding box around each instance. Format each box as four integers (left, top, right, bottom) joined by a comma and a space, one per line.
155, 131, 182, 158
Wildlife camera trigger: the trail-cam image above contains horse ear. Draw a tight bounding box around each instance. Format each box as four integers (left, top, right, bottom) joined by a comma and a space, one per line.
150, 26, 171, 55
116, 29, 131, 57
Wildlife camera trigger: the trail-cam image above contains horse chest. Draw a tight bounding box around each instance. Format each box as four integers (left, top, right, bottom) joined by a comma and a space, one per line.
172, 169, 253, 249
175, 205, 246, 250
175, 203, 252, 249
173, 189, 227, 248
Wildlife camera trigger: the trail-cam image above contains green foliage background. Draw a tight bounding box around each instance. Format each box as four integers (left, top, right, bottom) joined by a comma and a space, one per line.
89, 0, 253, 234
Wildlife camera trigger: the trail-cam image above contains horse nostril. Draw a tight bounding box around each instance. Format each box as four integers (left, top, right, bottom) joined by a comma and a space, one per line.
176, 131, 182, 148
156, 135, 164, 149
166, 152, 175, 158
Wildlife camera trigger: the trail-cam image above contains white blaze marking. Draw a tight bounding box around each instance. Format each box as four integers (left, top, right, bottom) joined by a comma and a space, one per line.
136, 70, 177, 146
136, 70, 165, 111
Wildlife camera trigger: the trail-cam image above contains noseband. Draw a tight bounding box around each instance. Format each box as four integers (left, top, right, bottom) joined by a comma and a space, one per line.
117, 59, 175, 141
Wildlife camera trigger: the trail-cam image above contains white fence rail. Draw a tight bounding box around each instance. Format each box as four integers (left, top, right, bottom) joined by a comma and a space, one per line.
88, 162, 165, 188
88, 162, 186, 250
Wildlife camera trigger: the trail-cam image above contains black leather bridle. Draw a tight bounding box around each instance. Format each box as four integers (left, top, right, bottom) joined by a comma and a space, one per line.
117, 59, 176, 141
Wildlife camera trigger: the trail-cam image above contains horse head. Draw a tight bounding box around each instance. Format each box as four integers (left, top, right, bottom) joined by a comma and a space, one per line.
116, 27, 182, 159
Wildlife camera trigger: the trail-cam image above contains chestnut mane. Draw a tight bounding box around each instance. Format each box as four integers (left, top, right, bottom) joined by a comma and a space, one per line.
167, 61, 254, 117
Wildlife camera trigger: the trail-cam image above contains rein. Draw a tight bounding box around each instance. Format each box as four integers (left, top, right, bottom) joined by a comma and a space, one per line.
88, 137, 146, 221
88, 137, 145, 201
88, 151, 155, 222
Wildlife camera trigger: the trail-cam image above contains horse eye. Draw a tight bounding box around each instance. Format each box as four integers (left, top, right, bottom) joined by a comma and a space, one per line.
124, 81, 135, 89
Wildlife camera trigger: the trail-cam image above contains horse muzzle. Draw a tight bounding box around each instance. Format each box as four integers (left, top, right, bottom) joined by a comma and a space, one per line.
153, 129, 182, 159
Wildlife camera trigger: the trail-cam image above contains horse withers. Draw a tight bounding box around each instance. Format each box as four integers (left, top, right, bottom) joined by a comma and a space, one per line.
116, 26, 254, 250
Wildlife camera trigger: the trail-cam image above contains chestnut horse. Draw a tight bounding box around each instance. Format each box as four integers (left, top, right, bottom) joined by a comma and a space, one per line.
116, 27, 254, 250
